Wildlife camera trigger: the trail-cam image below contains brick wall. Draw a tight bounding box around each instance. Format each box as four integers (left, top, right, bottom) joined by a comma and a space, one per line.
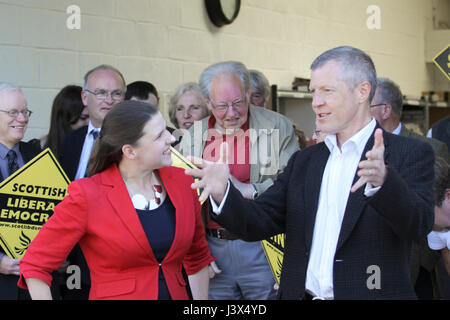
0, 0, 445, 140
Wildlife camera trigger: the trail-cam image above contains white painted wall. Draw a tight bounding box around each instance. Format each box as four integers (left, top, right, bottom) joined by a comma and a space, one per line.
0, 0, 447, 140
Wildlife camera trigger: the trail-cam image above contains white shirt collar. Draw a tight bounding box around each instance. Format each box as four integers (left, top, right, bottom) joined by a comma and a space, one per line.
324, 118, 377, 155
392, 122, 402, 135
87, 121, 100, 136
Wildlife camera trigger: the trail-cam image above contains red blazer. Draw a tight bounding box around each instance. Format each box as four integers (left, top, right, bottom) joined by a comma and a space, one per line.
18, 164, 214, 300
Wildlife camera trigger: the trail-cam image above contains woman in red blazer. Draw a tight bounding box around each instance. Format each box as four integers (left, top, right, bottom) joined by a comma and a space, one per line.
18, 101, 214, 300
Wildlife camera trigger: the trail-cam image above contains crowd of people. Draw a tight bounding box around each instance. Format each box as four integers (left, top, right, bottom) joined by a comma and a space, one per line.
0, 45, 448, 300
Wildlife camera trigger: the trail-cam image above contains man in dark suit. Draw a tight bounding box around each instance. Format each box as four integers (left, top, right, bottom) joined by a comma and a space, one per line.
0, 83, 42, 299
370, 77, 448, 162
428, 116, 450, 153
61, 65, 126, 180
60, 65, 126, 299
370, 77, 449, 299
186, 46, 434, 299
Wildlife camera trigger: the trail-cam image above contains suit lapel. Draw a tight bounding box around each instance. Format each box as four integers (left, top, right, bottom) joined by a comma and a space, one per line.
63, 126, 88, 180
305, 143, 330, 249
103, 165, 156, 261
19, 141, 39, 163
336, 125, 390, 250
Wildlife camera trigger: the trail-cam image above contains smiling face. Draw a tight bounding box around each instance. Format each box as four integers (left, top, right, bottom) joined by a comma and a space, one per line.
207, 73, 249, 132
0, 90, 29, 149
175, 91, 208, 130
131, 112, 175, 171
81, 69, 125, 128
309, 60, 372, 145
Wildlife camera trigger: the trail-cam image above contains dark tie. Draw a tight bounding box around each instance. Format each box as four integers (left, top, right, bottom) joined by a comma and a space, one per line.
84, 129, 99, 177
91, 129, 99, 140
6, 150, 19, 177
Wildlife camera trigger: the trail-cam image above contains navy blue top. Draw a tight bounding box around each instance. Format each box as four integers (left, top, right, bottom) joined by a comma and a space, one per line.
136, 196, 176, 300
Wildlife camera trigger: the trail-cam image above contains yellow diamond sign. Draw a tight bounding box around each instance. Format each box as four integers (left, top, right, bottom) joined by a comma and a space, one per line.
261, 233, 285, 284
433, 44, 450, 81
0, 148, 70, 259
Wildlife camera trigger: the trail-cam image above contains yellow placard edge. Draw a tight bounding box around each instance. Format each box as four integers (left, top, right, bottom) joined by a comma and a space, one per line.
0, 148, 71, 191
432, 44, 450, 81
261, 239, 283, 285
170, 146, 199, 170
170, 146, 205, 204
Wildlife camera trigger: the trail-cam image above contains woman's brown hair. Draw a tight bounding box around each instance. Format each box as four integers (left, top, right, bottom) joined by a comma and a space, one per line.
87, 100, 158, 176
44, 85, 85, 158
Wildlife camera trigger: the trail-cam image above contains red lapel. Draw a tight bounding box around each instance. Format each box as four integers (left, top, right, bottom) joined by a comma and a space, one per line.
101, 165, 157, 262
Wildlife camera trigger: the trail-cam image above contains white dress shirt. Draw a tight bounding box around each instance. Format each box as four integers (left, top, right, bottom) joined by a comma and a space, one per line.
305, 119, 377, 299
74, 121, 100, 181
211, 119, 379, 299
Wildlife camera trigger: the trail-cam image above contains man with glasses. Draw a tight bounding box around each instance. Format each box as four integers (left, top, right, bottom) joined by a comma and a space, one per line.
370, 77, 448, 162
179, 61, 298, 300
0, 83, 41, 299
60, 65, 126, 299
61, 64, 126, 181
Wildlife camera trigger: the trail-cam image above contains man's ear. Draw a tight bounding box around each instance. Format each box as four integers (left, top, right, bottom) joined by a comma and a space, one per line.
205, 98, 213, 112
382, 104, 393, 120
81, 90, 89, 107
357, 81, 371, 104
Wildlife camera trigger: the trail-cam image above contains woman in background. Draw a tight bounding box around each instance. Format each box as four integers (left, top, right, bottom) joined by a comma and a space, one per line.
19, 100, 213, 300
32, 85, 89, 158
168, 82, 209, 131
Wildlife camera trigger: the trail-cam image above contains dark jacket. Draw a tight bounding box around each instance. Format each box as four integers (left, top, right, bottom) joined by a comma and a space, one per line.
211, 126, 434, 299
0, 141, 41, 299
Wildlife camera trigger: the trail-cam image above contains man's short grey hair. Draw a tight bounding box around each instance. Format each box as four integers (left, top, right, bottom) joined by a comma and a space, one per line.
168, 82, 209, 128
0, 82, 23, 94
374, 77, 403, 118
249, 69, 270, 106
310, 46, 377, 102
83, 64, 126, 90
199, 61, 250, 100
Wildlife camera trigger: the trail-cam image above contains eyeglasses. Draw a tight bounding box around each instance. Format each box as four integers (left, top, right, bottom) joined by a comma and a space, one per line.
210, 98, 246, 113
0, 109, 32, 118
85, 89, 124, 101
370, 103, 387, 108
